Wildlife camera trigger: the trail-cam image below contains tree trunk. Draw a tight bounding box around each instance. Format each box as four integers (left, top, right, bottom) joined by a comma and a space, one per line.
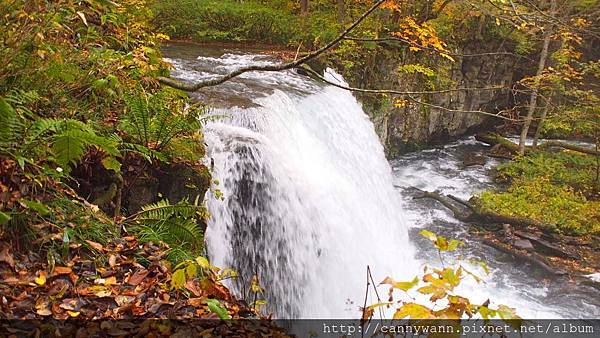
336, 0, 345, 23
300, 0, 309, 15
532, 103, 551, 147
476, 132, 600, 156
518, 0, 556, 155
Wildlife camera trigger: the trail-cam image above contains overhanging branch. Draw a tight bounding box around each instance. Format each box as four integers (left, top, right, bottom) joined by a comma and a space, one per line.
298, 66, 520, 121
157, 0, 388, 91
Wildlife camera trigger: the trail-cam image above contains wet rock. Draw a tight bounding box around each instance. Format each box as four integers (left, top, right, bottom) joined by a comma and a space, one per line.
462, 155, 487, 167
126, 176, 159, 213
346, 41, 517, 157
513, 238, 534, 250
158, 163, 211, 204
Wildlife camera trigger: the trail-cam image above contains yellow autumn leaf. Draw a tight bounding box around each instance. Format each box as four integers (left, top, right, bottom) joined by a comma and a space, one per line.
393, 302, 435, 319
440, 53, 456, 62
35, 271, 47, 286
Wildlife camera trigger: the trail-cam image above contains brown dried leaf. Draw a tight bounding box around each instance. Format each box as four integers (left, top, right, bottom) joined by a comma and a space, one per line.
127, 268, 149, 286
85, 240, 104, 251
53, 266, 72, 276
0, 247, 15, 269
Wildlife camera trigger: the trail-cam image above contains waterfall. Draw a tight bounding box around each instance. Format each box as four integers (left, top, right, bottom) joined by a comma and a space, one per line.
163, 45, 599, 320
161, 44, 600, 320
203, 67, 417, 318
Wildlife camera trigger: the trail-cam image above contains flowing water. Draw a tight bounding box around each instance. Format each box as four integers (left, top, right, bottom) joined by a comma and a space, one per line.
162, 43, 599, 319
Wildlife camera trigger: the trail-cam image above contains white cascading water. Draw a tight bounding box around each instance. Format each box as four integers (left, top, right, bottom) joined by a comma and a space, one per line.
204, 70, 417, 318
163, 45, 599, 319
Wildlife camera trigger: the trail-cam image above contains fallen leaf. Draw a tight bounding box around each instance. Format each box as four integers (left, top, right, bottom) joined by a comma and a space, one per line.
188, 298, 206, 307
35, 271, 47, 286
114, 295, 134, 307
185, 280, 204, 297
36, 307, 52, 316
59, 299, 81, 311
85, 240, 104, 251
53, 266, 72, 275
108, 254, 117, 268
127, 268, 149, 286
0, 247, 15, 269
76, 11, 87, 26
35, 298, 51, 316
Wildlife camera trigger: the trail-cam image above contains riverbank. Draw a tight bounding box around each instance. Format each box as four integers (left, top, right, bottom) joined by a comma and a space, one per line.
392, 136, 599, 317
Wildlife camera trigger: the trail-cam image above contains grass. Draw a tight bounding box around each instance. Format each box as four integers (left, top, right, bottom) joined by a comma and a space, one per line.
149, 0, 341, 45
477, 151, 600, 235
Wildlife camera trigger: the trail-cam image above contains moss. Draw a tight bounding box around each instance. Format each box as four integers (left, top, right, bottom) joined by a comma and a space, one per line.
477, 151, 600, 235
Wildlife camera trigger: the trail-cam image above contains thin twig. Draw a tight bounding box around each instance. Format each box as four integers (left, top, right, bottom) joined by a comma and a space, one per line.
158, 0, 389, 91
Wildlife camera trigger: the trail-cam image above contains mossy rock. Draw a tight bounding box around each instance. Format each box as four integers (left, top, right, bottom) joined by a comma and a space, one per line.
158, 163, 212, 204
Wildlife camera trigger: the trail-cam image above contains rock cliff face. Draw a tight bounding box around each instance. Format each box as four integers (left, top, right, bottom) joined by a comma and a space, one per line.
345, 43, 518, 157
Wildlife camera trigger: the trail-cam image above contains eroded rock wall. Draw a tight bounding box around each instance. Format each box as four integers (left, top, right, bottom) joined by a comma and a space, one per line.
345, 43, 518, 157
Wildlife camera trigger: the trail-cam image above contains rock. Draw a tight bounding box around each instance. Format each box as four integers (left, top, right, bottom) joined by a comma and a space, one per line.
347, 41, 517, 157
462, 155, 487, 167
513, 238, 534, 250
515, 230, 579, 259
158, 163, 211, 204
126, 176, 159, 213
122, 162, 211, 214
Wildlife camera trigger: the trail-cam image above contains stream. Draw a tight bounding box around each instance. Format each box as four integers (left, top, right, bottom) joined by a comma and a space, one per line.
162, 43, 599, 319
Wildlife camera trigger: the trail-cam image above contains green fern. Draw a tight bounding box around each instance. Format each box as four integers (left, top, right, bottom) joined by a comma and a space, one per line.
120, 91, 204, 162
28, 118, 120, 172
131, 199, 205, 261
0, 109, 122, 173
0, 96, 25, 153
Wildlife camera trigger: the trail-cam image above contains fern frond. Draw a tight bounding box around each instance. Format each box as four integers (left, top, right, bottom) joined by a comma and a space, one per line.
52, 128, 87, 169
124, 94, 151, 146
122, 142, 167, 163
0, 96, 25, 151
27, 118, 65, 143
132, 199, 205, 259
135, 199, 199, 221
166, 217, 204, 247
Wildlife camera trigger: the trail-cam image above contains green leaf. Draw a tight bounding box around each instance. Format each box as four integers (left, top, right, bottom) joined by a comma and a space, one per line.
20, 199, 50, 216
447, 239, 464, 251
381, 276, 419, 291
52, 129, 87, 170
101, 156, 122, 172
206, 299, 231, 319
185, 262, 198, 279
195, 256, 210, 269
442, 268, 461, 287
171, 268, 187, 290
0, 211, 11, 225
478, 305, 497, 320
497, 305, 522, 329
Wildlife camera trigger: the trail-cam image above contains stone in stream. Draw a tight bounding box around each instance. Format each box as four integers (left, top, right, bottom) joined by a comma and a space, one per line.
462, 154, 487, 167
514, 238, 534, 250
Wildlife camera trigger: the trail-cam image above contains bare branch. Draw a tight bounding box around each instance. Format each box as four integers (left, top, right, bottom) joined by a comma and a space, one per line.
299, 66, 520, 121
343, 36, 535, 61
157, 0, 388, 91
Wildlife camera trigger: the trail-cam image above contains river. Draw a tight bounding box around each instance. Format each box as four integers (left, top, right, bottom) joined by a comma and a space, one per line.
162, 43, 599, 319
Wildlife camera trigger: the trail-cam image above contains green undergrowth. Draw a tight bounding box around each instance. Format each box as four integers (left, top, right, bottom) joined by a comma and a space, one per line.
477, 151, 600, 235
0, 0, 209, 264
149, 0, 340, 45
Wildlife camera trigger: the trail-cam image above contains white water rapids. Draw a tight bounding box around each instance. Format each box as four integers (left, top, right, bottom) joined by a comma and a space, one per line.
162, 44, 599, 319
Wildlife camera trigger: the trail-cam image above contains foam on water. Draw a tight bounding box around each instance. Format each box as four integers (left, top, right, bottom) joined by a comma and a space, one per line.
162, 46, 599, 319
